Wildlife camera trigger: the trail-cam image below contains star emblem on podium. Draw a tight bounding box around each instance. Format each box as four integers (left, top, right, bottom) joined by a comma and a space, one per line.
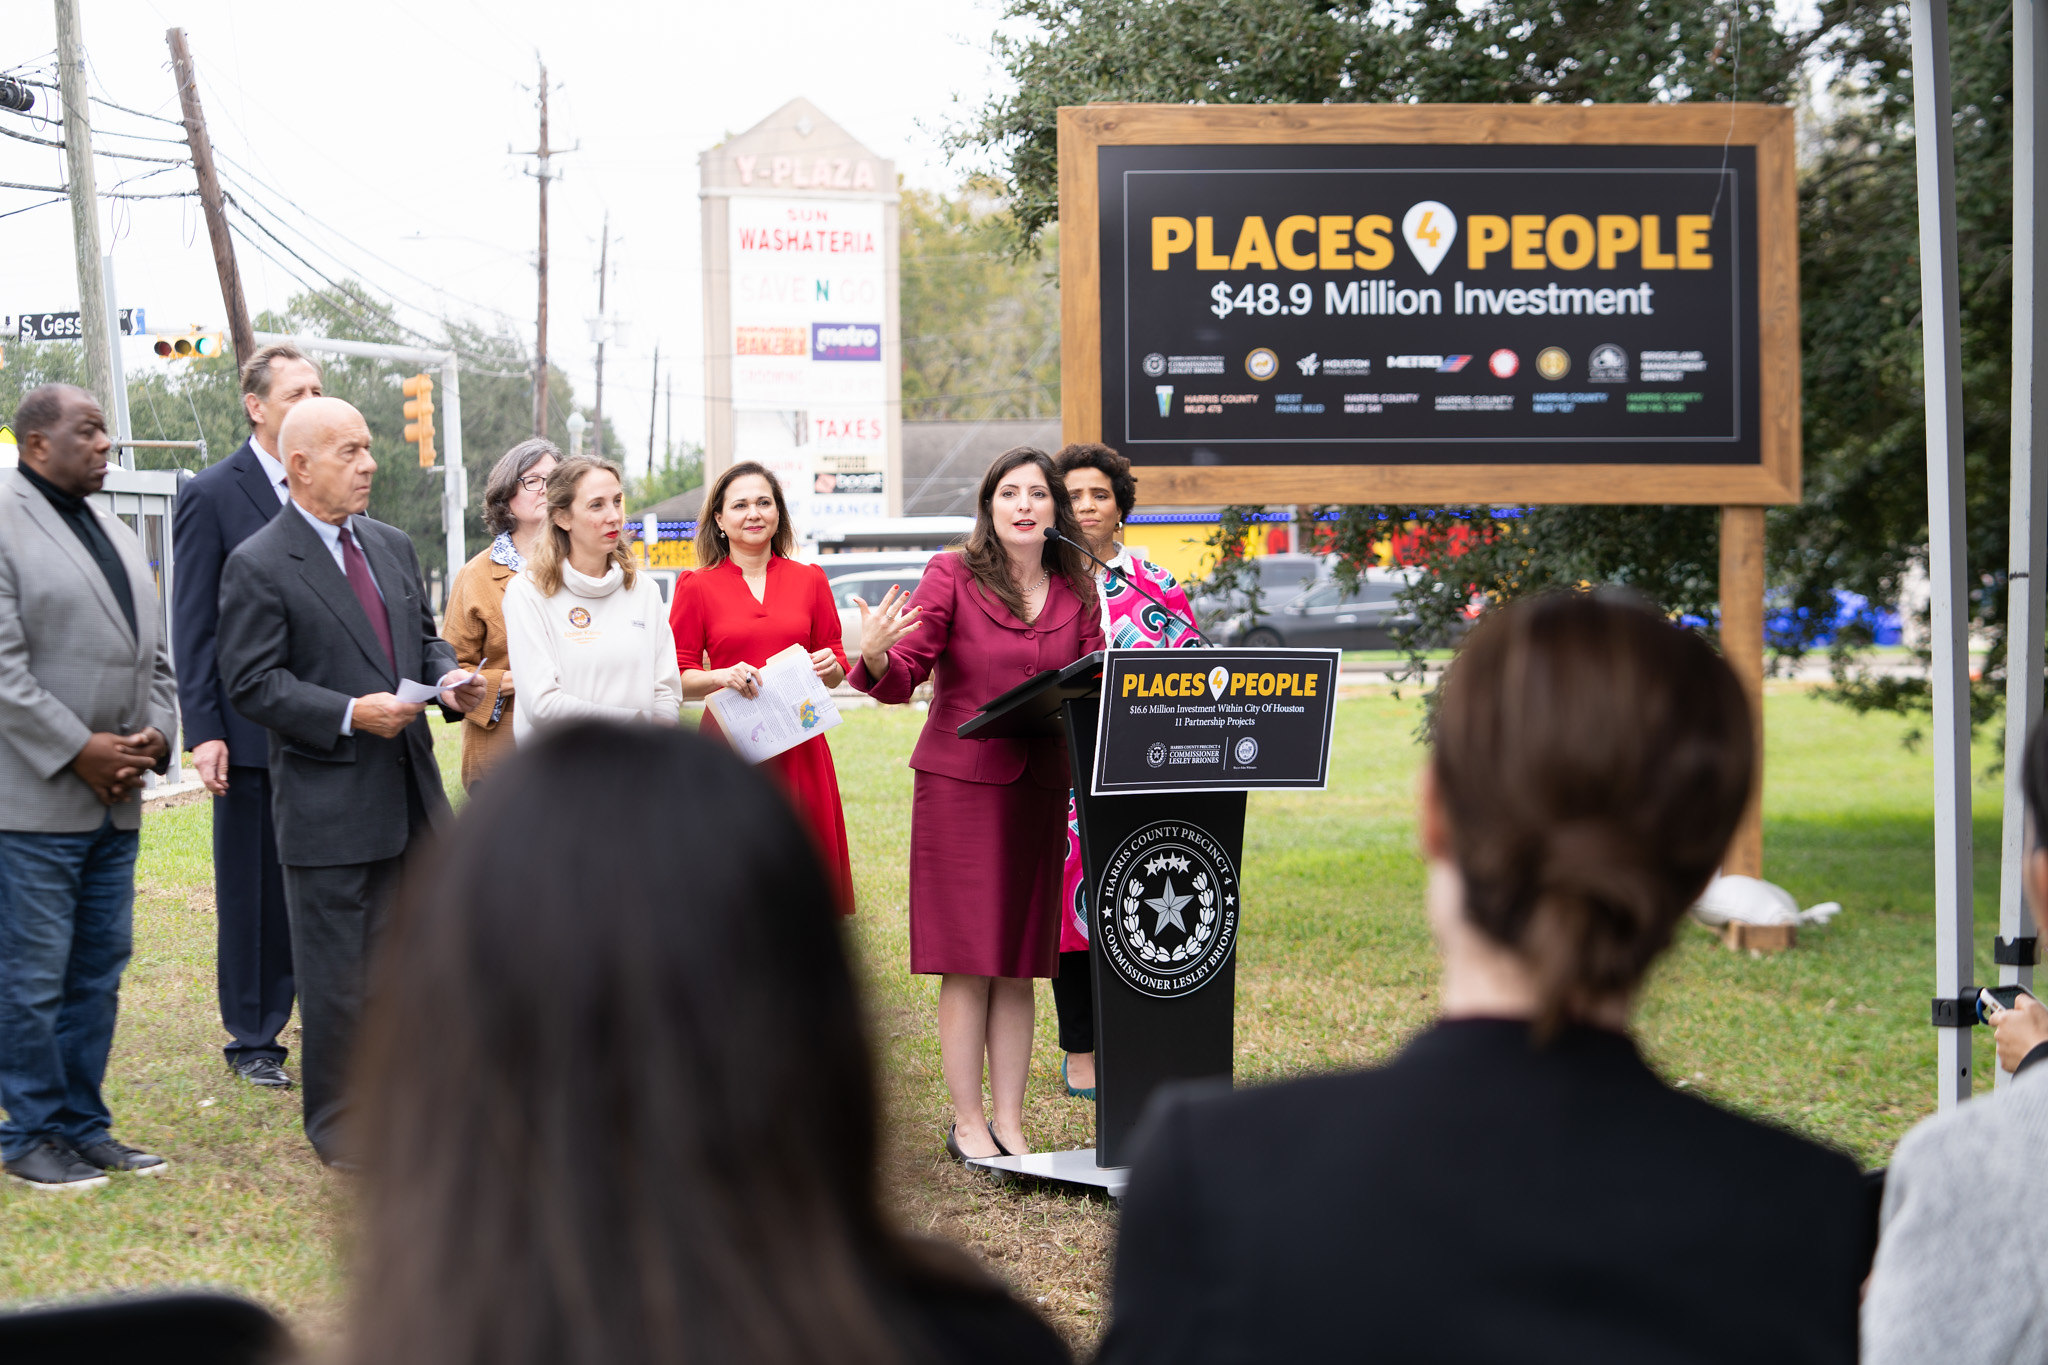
1146, 879, 1192, 935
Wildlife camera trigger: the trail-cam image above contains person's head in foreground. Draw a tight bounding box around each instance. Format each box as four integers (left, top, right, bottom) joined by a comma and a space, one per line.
347, 723, 1067, 1365
1098, 590, 1869, 1365
1424, 587, 1753, 1033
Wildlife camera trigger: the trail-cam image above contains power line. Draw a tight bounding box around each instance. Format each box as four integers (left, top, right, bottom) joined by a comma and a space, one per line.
88, 91, 183, 127
212, 153, 517, 325
0, 195, 64, 222
224, 198, 440, 345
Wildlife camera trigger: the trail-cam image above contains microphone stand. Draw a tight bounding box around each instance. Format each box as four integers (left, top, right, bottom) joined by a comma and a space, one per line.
1044, 525, 1214, 647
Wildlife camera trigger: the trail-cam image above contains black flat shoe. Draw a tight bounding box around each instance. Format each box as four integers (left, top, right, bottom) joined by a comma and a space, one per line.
944, 1124, 967, 1164
987, 1122, 1015, 1158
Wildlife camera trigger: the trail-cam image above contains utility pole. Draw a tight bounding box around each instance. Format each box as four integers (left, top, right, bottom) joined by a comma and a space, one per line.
54, 0, 112, 411
592, 211, 609, 459
166, 28, 254, 367
664, 368, 672, 471
647, 341, 660, 478
514, 56, 564, 439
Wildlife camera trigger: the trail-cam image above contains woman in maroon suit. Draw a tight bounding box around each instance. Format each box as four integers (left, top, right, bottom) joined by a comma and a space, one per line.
851, 447, 1103, 1161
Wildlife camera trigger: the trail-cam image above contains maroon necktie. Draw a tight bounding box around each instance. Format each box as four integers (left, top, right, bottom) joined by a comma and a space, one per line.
336, 524, 395, 671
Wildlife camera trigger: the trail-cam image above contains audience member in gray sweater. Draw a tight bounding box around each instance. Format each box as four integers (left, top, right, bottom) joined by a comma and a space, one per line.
1862, 717, 2048, 1364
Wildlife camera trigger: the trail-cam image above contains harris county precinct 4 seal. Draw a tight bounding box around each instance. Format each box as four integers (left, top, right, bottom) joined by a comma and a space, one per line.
1096, 821, 1241, 998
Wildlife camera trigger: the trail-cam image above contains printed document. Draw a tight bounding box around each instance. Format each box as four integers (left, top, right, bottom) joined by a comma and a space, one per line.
397, 665, 482, 706
704, 643, 843, 764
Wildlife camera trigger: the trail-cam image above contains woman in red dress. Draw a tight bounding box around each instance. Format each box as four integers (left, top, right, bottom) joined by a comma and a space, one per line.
669, 461, 853, 910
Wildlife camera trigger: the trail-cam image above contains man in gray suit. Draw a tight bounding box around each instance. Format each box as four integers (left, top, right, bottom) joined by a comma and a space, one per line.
218, 396, 484, 1165
0, 384, 179, 1190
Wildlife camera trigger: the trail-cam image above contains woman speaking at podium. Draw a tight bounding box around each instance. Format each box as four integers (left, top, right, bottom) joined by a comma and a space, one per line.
850, 447, 1103, 1162
1050, 443, 1203, 1101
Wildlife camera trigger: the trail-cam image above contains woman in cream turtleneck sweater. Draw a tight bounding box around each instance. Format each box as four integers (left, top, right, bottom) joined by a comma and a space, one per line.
502, 456, 681, 744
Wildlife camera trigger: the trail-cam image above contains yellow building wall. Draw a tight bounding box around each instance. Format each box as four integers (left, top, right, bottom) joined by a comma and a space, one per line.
631, 540, 697, 570
1127, 522, 1283, 587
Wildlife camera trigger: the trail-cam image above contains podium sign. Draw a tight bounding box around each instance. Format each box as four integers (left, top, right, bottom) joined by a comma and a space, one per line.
1092, 647, 1340, 795
953, 648, 1340, 1177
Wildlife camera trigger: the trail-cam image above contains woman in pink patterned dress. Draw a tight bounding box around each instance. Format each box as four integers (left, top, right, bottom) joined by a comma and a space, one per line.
1051, 443, 1204, 1101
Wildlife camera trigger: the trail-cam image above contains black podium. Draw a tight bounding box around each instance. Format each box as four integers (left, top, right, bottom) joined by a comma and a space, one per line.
958, 646, 1340, 1189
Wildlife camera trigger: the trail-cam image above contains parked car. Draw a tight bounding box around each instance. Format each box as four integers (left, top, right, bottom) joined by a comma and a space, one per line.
643, 568, 680, 606
1216, 567, 1428, 651
822, 551, 939, 650
1189, 553, 1331, 628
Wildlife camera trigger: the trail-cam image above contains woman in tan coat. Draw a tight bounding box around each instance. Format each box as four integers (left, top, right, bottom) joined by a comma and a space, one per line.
442, 437, 558, 787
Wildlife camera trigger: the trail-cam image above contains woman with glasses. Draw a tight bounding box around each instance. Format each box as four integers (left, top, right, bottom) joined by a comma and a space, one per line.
442, 438, 558, 787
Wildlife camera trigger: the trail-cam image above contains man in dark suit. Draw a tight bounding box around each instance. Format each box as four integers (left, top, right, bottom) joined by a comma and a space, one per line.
172, 343, 323, 1090
217, 396, 484, 1164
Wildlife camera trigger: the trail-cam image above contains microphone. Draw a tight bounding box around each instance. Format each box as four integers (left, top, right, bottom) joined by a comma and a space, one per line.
1044, 524, 1213, 646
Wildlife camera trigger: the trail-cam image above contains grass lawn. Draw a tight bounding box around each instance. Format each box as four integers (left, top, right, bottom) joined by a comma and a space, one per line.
0, 686, 2008, 1349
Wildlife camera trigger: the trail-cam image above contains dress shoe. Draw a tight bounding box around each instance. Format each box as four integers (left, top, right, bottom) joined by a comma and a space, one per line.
987, 1122, 1015, 1157
1063, 1054, 1097, 1101
944, 1123, 968, 1164
72, 1136, 168, 1175
231, 1056, 292, 1088
5, 1140, 109, 1191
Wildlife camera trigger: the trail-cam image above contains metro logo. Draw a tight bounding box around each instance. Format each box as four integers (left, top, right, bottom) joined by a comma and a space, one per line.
812, 322, 882, 360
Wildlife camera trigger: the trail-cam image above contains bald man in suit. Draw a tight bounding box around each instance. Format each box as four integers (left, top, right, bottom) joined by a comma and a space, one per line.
217, 397, 484, 1165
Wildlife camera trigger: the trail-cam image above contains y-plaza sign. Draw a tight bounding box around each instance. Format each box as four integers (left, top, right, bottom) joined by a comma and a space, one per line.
1058, 104, 1800, 507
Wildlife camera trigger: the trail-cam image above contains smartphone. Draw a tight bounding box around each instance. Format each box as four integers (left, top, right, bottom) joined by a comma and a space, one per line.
1979, 985, 2032, 1023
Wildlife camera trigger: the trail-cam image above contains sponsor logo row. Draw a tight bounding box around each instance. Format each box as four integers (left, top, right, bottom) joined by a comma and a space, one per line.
1145, 342, 1688, 393
735, 322, 883, 361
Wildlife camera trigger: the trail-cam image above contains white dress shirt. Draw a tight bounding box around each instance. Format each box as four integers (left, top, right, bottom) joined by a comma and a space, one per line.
250, 437, 290, 505
292, 500, 386, 736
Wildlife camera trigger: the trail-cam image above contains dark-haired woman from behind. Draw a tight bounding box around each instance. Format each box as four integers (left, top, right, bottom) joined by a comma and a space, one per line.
1099, 590, 1871, 1365
347, 722, 1070, 1365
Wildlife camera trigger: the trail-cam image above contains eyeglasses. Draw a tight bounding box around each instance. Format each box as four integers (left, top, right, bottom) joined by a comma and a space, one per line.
516, 473, 548, 493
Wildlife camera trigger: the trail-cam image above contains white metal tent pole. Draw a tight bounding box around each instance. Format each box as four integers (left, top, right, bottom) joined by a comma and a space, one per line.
101, 253, 132, 463
440, 356, 465, 586
1999, 0, 2048, 1087
1911, 0, 1978, 1109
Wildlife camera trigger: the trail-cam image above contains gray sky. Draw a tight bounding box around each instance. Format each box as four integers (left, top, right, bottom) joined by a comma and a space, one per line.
1, 0, 1016, 463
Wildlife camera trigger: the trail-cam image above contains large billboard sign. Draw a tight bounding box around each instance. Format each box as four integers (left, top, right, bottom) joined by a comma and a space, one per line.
702, 98, 902, 538
728, 196, 890, 524
1060, 105, 1799, 506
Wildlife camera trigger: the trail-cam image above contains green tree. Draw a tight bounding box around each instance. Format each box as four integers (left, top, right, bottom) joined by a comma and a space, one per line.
627, 441, 705, 513
4, 285, 583, 582
958, 0, 2020, 722
900, 180, 1062, 420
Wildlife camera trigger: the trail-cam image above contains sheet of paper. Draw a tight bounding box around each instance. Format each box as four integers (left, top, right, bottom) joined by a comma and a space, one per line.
397, 667, 479, 706
703, 642, 843, 764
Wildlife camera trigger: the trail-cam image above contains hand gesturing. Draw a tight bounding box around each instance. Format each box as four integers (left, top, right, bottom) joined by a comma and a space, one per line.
853, 585, 922, 679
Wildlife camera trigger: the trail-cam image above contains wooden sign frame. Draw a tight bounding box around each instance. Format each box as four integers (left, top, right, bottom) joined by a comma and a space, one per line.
1058, 103, 1801, 506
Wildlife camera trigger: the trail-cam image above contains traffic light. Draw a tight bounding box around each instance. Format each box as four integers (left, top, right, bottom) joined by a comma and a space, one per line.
151, 328, 225, 360
401, 373, 436, 468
